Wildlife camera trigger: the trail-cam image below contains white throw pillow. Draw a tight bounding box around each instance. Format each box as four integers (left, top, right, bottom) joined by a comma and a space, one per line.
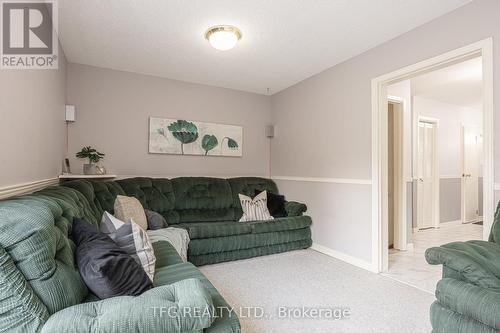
238, 190, 274, 222
114, 195, 148, 230
100, 212, 156, 281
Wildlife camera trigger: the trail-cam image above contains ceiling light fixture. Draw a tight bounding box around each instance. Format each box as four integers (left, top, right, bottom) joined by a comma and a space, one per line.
205, 25, 242, 51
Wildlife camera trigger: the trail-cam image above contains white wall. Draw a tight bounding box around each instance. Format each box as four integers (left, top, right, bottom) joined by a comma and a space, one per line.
0, 45, 67, 188
270, 0, 500, 266
66, 64, 272, 178
414, 96, 482, 177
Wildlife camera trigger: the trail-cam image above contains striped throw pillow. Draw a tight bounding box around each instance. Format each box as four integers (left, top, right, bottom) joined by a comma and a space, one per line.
239, 190, 274, 222
100, 212, 156, 281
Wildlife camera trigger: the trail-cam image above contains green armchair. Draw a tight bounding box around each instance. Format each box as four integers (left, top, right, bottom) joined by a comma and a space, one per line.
425, 203, 500, 333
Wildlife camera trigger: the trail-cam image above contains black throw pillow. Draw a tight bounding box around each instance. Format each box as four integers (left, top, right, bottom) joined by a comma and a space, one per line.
254, 190, 287, 218
72, 218, 152, 299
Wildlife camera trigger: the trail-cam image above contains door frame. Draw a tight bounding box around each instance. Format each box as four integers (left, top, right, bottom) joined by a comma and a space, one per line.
371, 38, 494, 273
415, 116, 440, 230
387, 97, 407, 251
460, 124, 482, 224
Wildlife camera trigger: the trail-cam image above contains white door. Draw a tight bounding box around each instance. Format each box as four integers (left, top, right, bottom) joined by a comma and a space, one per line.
462, 126, 481, 223
417, 121, 437, 229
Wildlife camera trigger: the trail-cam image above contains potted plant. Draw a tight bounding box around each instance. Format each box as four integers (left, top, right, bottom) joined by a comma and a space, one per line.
76, 146, 106, 175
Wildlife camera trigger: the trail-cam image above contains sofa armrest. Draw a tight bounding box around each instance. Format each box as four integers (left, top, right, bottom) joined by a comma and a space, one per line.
285, 201, 307, 217
425, 240, 500, 291
41, 278, 214, 333
435, 278, 500, 330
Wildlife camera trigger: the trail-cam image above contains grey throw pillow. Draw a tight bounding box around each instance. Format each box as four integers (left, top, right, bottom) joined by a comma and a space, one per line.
144, 209, 168, 230
100, 212, 156, 281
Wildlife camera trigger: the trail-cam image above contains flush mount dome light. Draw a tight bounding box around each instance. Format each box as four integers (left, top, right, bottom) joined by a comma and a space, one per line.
205, 25, 242, 51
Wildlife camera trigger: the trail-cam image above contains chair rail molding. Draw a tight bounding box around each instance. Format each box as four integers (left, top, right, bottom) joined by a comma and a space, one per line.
0, 178, 59, 200
272, 176, 372, 185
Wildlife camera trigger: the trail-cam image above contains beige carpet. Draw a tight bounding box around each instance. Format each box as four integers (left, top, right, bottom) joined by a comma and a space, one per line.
200, 249, 434, 333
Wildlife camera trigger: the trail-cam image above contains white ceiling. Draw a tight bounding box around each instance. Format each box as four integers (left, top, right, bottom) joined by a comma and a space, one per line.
58, 0, 471, 95
412, 57, 482, 108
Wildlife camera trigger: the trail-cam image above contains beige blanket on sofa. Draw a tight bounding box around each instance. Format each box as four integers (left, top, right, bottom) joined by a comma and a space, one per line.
147, 227, 190, 262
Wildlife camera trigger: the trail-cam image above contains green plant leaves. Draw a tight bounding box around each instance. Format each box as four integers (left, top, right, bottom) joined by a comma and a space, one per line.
167, 120, 199, 145
75, 146, 105, 163
155, 119, 239, 156
226, 138, 238, 149
166, 120, 199, 154
202, 134, 218, 155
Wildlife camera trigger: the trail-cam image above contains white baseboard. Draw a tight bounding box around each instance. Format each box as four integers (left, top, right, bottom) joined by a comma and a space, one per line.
406, 243, 414, 251
311, 243, 376, 272
0, 178, 59, 200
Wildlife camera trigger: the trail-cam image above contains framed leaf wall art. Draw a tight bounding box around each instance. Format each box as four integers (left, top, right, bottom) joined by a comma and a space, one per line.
149, 117, 243, 157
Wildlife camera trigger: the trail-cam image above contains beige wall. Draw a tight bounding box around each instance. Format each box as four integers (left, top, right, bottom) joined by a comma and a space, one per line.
66, 64, 272, 177
270, 0, 500, 264
0, 45, 67, 187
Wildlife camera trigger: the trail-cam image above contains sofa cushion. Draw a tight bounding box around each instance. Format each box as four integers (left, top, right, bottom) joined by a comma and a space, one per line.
153, 263, 240, 333
285, 201, 308, 217
178, 216, 311, 240
426, 240, 500, 292
41, 279, 215, 333
188, 227, 312, 256
37, 185, 101, 227
177, 208, 235, 224
0, 195, 88, 316
61, 180, 124, 220
429, 301, 495, 333
0, 246, 49, 332
435, 278, 500, 330
90, 180, 126, 215
153, 241, 184, 269
189, 239, 312, 267
60, 180, 100, 216
172, 177, 235, 223
117, 177, 180, 224
249, 215, 312, 234
177, 221, 252, 239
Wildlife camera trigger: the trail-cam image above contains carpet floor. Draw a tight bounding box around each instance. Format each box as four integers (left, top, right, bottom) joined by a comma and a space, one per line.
200, 249, 434, 333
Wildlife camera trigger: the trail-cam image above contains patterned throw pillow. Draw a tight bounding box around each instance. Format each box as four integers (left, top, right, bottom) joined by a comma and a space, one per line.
238, 190, 274, 222
114, 195, 148, 230
100, 212, 156, 281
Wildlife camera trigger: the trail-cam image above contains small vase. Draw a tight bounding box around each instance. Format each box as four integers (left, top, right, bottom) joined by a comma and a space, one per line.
83, 164, 103, 175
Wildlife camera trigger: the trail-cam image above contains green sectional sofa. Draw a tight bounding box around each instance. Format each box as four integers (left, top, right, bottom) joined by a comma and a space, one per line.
63, 177, 312, 266
0, 176, 312, 332
425, 202, 500, 333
